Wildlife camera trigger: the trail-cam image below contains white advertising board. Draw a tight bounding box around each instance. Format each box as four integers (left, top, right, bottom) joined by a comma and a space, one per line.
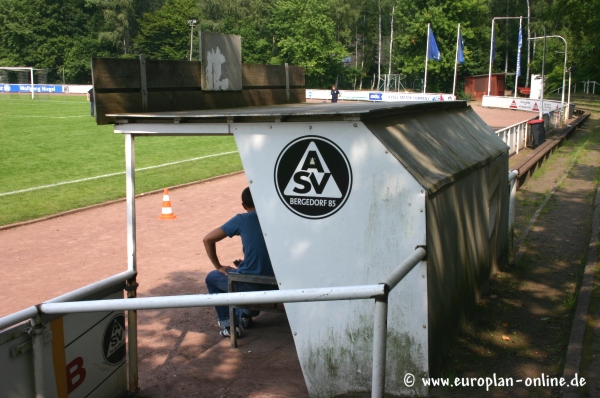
55, 309, 127, 397
306, 89, 455, 102
0, 291, 126, 398
234, 121, 428, 396
482, 95, 565, 113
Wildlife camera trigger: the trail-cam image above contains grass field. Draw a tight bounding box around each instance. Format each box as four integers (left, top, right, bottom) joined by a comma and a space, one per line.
0, 95, 242, 226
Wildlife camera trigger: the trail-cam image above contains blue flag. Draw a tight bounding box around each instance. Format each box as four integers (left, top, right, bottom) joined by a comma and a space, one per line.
516, 26, 523, 77
428, 28, 442, 61
457, 28, 465, 64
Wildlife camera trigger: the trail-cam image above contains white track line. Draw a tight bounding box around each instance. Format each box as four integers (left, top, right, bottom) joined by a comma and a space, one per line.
0, 114, 89, 119
0, 151, 238, 197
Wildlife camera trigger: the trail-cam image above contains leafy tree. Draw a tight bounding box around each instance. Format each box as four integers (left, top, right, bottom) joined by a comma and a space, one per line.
198, 0, 274, 64
135, 0, 200, 60
269, 0, 348, 87
563, 0, 600, 81
84, 0, 135, 54
0, 0, 102, 83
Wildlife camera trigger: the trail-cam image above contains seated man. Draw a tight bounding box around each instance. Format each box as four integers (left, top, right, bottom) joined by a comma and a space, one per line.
203, 187, 275, 338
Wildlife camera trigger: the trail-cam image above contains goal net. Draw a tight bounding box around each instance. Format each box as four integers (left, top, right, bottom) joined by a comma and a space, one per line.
0, 67, 50, 99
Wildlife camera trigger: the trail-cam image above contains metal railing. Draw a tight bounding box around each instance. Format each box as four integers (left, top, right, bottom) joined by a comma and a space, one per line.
0, 248, 426, 398
495, 108, 563, 156
574, 81, 599, 95
0, 270, 135, 331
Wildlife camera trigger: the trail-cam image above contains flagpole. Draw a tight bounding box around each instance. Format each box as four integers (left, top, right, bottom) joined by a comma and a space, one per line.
488, 18, 495, 96
453, 23, 460, 97
514, 17, 522, 98
424, 23, 430, 93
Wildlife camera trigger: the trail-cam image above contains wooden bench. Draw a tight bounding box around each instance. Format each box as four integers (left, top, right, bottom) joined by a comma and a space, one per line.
227, 273, 283, 347
517, 87, 531, 97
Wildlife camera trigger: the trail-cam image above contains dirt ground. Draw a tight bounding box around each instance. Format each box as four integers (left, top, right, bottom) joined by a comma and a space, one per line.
1, 107, 599, 397
430, 113, 600, 398
0, 173, 308, 397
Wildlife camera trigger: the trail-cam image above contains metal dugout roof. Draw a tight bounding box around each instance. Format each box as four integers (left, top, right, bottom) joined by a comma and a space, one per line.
112, 100, 508, 194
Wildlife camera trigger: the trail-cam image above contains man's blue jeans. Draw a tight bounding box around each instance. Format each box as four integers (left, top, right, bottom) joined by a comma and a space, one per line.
205, 269, 274, 328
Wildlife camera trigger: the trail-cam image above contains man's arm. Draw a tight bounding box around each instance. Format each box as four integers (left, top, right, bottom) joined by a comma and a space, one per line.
203, 227, 234, 275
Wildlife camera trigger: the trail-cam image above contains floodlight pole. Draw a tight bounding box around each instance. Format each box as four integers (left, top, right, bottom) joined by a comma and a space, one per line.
530, 35, 567, 121
188, 18, 198, 61
488, 17, 525, 96
528, 27, 547, 120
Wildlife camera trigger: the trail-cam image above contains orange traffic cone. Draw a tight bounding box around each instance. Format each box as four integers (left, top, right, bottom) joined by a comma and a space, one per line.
158, 188, 177, 220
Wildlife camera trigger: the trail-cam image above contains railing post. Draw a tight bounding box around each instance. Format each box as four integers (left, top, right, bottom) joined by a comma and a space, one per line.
30, 315, 47, 398
372, 293, 388, 398
508, 170, 519, 255
126, 276, 139, 394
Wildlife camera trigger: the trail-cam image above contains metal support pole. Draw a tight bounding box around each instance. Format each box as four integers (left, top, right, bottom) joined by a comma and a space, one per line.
567, 69, 572, 118
125, 133, 139, 393
453, 23, 460, 97
30, 67, 35, 100
372, 296, 388, 398
508, 170, 519, 235
488, 19, 495, 96
127, 276, 139, 394
285, 63, 290, 103
125, 134, 136, 274
540, 32, 546, 120
424, 24, 430, 94
189, 26, 194, 61
31, 316, 46, 398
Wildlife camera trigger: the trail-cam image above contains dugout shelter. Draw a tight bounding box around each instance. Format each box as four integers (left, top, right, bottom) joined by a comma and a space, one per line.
111, 99, 509, 396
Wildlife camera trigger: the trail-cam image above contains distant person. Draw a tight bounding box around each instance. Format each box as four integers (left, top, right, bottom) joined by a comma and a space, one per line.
203, 187, 275, 338
330, 85, 340, 103
87, 87, 94, 117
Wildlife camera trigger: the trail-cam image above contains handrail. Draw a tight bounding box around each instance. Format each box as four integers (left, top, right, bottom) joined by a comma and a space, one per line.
495, 107, 564, 156
38, 284, 386, 314
372, 246, 427, 397
0, 270, 135, 331
0, 247, 427, 398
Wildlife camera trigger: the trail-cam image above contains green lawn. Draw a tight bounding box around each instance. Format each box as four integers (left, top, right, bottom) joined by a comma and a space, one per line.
0, 95, 242, 226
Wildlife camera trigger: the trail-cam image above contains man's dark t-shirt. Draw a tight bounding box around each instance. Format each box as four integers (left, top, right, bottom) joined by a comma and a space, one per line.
221, 210, 273, 276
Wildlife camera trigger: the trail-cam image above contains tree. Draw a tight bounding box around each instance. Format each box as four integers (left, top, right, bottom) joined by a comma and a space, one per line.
0, 0, 103, 83
269, 0, 348, 87
135, 0, 200, 60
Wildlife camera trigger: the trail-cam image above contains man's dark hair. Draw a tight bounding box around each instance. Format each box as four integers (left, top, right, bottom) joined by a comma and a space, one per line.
241, 187, 254, 208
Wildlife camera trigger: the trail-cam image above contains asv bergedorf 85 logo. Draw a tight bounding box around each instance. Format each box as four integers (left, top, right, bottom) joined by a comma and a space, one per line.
274, 136, 352, 219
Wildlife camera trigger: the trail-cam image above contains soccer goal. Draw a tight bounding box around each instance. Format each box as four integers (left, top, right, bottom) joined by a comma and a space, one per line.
0, 66, 47, 99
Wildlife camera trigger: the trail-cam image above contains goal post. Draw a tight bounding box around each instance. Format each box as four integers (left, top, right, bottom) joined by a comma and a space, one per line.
0, 67, 36, 99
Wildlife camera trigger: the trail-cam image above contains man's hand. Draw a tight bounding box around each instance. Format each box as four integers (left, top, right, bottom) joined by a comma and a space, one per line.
217, 265, 235, 275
